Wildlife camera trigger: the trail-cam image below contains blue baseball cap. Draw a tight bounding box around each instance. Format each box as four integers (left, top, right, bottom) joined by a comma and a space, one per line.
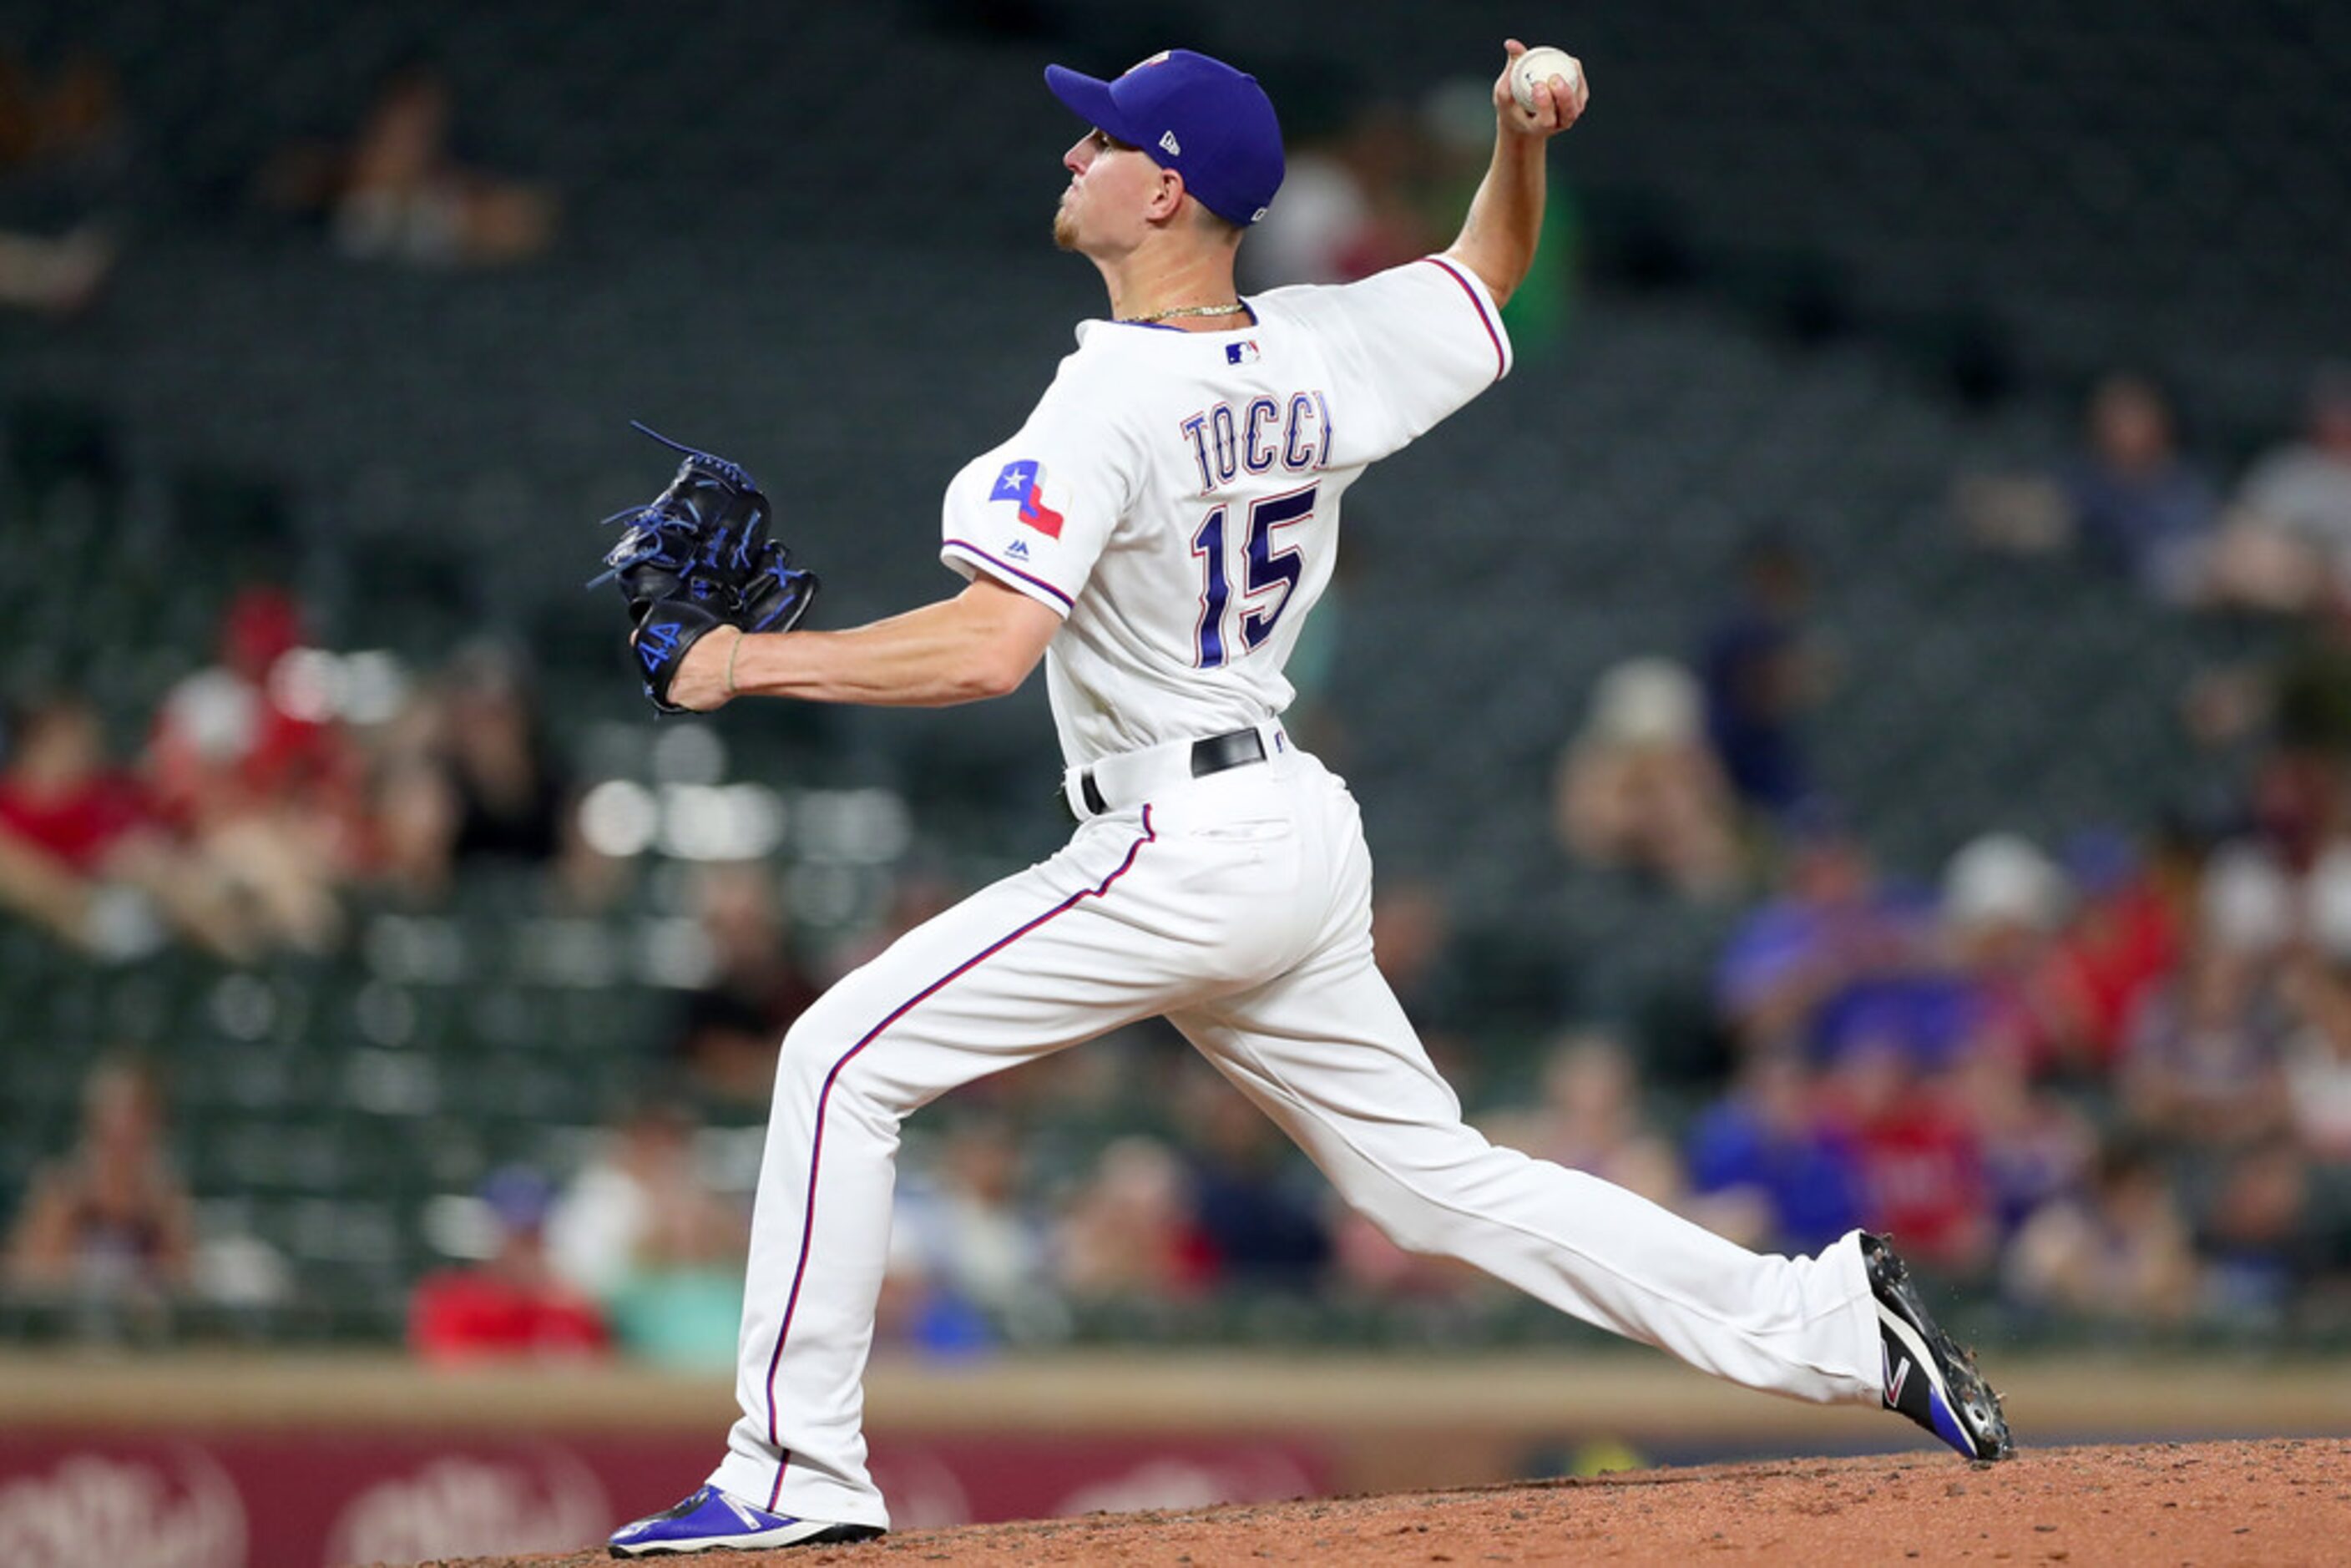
478, 1164, 555, 1233
1044, 49, 1285, 227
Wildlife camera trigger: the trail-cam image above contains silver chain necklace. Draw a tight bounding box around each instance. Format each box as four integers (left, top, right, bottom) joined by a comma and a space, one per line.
1120, 301, 1248, 325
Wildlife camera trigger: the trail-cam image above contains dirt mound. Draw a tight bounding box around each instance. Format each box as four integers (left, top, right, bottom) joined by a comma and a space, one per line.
412, 1439, 2348, 1566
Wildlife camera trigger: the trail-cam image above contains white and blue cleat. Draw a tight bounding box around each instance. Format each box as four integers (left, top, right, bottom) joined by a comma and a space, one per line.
608, 1485, 883, 1557
1864, 1232, 2015, 1462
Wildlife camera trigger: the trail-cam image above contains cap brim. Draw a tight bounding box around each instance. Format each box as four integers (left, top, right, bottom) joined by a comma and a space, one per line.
1044, 64, 1135, 144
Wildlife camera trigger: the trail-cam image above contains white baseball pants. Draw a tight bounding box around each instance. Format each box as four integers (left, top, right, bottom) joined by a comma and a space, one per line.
709, 739, 1883, 1529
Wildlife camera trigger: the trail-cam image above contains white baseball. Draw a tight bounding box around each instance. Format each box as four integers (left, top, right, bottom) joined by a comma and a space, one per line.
1509, 46, 1582, 114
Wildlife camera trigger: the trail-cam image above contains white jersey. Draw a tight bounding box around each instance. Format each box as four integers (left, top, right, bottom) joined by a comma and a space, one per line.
939, 255, 1515, 766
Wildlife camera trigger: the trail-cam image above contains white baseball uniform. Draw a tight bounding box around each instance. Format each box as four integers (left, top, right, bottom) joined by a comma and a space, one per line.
708, 255, 1883, 1530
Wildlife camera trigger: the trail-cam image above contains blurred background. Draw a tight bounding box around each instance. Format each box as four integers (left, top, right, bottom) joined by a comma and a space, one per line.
3, 0, 2350, 1562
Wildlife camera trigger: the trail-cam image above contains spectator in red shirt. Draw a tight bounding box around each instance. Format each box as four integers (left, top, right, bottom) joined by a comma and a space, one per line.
146, 585, 361, 952
2043, 828, 2182, 1072
1820, 1038, 1995, 1278
409, 1166, 609, 1363
0, 692, 261, 960
0, 701, 148, 869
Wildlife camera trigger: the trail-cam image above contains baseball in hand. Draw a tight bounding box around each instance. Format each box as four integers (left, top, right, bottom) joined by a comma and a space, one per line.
1509, 46, 1582, 113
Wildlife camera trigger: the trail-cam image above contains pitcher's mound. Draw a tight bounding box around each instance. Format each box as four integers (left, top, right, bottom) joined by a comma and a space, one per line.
412, 1437, 2348, 1565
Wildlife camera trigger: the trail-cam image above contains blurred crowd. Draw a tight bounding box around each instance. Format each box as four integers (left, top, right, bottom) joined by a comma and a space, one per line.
11, 393, 2351, 1357
18, 766, 2350, 1356
8, 28, 2351, 1363
1961, 365, 2351, 617
382, 775, 2351, 1357
3, 33, 554, 315
0, 43, 124, 315
254, 58, 556, 267
1533, 357, 2351, 1337
0, 584, 602, 966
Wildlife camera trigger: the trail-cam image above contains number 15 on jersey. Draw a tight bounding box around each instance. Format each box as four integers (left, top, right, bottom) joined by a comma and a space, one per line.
1191, 482, 1317, 669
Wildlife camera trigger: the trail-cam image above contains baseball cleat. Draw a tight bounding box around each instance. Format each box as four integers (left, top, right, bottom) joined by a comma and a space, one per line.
607, 1485, 884, 1556
1863, 1232, 2015, 1462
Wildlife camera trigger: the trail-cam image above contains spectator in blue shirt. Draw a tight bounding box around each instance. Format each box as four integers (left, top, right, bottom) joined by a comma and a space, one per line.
2059, 372, 2217, 600
1715, 806, 1936, 1055
1700, 532, 1821, 817
1685, 1053, 1863, 1256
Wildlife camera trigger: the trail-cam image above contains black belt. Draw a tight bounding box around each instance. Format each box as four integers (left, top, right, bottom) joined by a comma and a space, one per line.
1064, 726, 1271, 821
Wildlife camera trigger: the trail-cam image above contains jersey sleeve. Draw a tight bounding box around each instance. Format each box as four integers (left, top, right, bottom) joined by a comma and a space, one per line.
1272, 255, 1513, 466
938, 358, 1138, 618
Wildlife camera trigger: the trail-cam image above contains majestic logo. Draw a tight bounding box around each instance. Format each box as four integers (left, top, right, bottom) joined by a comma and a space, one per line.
1005, 539, 1030, 559
1160, 129, 1182, 156
1225, 340, 1260, 366
988, 458, 1064, 539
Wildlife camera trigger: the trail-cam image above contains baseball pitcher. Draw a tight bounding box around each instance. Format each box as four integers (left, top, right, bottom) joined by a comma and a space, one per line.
599, 40, 2010, 1557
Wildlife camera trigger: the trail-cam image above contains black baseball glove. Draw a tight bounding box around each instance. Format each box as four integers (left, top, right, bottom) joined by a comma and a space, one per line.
589, 423, 819, 713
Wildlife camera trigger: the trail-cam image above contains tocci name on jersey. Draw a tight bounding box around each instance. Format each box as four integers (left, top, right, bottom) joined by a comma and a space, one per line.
1178, 391, 1333, 494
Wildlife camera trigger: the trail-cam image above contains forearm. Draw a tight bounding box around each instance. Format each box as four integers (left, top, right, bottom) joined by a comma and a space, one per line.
1446, 130, 1550, 309
722, 589, 1043, 708
0, 832, 94, 944
1445, 42, 1586, 309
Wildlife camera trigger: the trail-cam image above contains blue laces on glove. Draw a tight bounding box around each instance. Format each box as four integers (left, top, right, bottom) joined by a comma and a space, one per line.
585, 422, 766, 588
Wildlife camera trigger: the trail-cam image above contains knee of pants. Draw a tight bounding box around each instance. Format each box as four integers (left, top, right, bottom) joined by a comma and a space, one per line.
775, 994, 929, 1128
1327, 1131, 1510, 1258
1342, 1171, 1457, 1257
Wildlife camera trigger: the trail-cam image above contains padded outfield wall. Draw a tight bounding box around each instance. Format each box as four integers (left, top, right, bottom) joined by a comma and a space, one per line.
3, 1351, 2348, 1567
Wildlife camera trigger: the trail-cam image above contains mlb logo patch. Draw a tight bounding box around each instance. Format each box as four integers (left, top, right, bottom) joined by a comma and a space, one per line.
1225, 340, 1261, 366
989, 458, 1065, 539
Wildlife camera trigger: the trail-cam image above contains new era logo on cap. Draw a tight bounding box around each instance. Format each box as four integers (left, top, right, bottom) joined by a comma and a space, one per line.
1044, 48, 1285, 227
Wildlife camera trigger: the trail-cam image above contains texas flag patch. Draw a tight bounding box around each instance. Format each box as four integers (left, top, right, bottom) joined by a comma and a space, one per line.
989, 458, 1064, 539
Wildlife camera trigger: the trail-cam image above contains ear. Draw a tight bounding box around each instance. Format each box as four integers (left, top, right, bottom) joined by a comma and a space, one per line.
1146, 167, 1188, 225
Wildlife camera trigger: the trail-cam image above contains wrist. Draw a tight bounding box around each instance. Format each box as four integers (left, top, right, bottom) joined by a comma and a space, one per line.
724, 627, 747, 697
1494, 114, 1550, 149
